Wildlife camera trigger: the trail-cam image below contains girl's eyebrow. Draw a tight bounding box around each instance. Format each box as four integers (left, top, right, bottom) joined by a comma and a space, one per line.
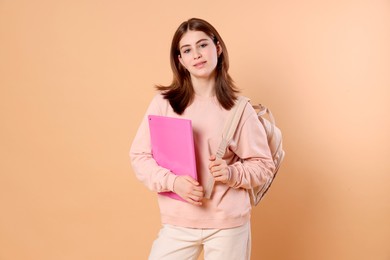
180, 39, 209, 50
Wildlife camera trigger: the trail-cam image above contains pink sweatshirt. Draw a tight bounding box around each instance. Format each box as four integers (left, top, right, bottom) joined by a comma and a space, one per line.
130, 93, 275, 229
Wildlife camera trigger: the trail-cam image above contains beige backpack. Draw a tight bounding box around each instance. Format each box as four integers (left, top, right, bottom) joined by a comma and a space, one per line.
204, 96, 285, 206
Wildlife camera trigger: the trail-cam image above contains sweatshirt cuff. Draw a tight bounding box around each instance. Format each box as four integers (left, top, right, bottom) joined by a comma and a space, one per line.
166, 173, 178, 192
226, 165, 237, 187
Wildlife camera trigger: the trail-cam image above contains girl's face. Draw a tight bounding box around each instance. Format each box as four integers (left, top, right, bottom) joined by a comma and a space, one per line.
178, 30, 222, 80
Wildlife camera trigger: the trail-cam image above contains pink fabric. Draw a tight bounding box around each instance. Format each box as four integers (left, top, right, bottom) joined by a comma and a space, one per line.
130, 93, 275, 229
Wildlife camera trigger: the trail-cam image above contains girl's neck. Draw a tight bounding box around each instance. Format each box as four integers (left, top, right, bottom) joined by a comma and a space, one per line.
191, 75, 216, 98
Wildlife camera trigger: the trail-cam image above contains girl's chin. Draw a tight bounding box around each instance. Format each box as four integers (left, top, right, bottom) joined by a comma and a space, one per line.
190, 71, 216, 80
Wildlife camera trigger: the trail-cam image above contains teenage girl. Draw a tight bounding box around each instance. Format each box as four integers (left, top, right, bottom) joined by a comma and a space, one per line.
130, 17, 275, 260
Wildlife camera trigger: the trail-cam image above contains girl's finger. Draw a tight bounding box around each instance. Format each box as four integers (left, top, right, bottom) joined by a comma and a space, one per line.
187, 197, 202, 206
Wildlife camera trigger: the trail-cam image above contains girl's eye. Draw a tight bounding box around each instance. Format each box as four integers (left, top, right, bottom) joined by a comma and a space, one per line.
183, 49, 191, 54
200, 43, 208, 48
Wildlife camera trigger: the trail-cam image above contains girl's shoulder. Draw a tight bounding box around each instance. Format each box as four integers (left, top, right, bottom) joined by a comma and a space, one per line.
150, 91, 169, 105
235, 95, 259, 123
236, 95, 254, 112
147, 91, 172, 115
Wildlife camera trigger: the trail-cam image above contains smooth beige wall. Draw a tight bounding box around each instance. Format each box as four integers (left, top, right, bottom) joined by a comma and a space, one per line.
1, 1, 389, 259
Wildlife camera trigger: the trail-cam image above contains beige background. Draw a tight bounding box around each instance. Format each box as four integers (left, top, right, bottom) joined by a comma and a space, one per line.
1, 0, 389, 259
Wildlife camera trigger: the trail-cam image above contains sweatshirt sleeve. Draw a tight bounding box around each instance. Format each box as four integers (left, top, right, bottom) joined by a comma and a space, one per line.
226, 103, 276, 189
129, 95, 177, 192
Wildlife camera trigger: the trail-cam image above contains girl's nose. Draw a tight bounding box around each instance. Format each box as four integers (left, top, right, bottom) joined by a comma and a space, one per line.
193, 50, 202, 59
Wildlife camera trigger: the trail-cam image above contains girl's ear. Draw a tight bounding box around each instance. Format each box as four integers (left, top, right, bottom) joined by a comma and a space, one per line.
216, 42, 223, 56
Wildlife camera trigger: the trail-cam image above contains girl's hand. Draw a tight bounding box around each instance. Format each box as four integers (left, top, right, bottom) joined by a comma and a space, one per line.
209, 155, 230, 184
173, 176, 204, 206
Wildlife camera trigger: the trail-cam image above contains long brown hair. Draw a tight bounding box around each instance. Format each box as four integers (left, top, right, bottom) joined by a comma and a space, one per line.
156, 18, 239, 115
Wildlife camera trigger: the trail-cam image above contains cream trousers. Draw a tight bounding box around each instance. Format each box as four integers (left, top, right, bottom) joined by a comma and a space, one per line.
148, 221, 251, 260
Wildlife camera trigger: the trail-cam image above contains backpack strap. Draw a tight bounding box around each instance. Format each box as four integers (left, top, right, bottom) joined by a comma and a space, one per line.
252, 104, 276, 143
216, 96, 249, 159
203, 96, 250, 199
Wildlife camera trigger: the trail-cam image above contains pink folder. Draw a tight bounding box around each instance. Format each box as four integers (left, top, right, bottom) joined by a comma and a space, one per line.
148, 115, 198, 202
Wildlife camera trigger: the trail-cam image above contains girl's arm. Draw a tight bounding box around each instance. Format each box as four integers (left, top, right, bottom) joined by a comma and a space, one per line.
130, 95, 177, 192
209, 105, 275, 189
130, 94, 203, 205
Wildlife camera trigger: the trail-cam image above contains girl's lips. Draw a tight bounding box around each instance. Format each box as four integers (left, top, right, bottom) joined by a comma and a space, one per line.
193, 61, 207, 68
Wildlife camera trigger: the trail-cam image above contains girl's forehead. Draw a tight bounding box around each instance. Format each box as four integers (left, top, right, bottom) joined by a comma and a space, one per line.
179, 30, 212, 46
